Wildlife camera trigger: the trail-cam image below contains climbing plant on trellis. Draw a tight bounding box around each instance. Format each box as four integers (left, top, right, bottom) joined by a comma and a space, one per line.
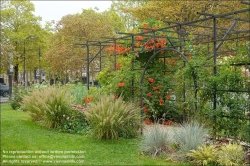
75, 1, 250, 142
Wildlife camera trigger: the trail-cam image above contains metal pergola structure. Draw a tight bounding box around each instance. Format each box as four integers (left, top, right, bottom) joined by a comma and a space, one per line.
76, 1, 250, 140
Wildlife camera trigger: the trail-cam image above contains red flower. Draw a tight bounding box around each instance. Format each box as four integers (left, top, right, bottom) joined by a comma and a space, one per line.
118, 82, 124, 87
136, 36, 144, 41
147, 92, 152, 97
148, 78, 155, 83
166, 95, 171, 100
168, 91, 173, 95
159, 98, 164, 106
114, 94, 118, 99
83, 96, 94, 103
136, 41, 141, 47
155, 90, 161, 94
143, 107, 148, 112
143, 23, 148, 28
116, 63, 122, 70
144, 119, 152, 124
164, 120, 174, 125
157, 84, 162, 88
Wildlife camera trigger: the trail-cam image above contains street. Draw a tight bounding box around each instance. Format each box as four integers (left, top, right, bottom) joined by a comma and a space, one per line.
0, 97, 9, 103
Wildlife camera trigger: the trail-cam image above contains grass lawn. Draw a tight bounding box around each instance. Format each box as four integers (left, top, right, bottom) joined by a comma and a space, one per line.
1, 103, 192, 166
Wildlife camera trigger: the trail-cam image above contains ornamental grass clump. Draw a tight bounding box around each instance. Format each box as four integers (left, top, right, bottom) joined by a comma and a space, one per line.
84, 94, 141, 140
186, 144, 218, 166
174, 121, 208, 160
140, 124, 174, 157
21, 86, 72, 129
217, 143, 245, 166
186, 143, 246, 166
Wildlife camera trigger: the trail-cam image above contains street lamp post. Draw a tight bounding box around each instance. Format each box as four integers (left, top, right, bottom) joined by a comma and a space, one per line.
38, 47, 41, 84
8, 52, 13, 98
23, 36, 34, 88
23, 41, 26, 88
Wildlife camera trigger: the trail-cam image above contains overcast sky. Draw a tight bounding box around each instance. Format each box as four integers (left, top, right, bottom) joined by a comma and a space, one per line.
31, 1, 112, 25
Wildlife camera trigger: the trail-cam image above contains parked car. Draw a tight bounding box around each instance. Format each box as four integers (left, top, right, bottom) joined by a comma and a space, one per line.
0, 84, 9, 97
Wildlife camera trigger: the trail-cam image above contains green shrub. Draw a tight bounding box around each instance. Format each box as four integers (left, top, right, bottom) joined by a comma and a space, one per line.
84, 94, 141, 140
21, 86, 73, 129
11, 86, 28, 110
55, 109, 89, 135
140, 124, 174, 157
217, 143, 245, 166
186, 144, 218, 166
241, 122, 250, 143
174, 122, 208, 160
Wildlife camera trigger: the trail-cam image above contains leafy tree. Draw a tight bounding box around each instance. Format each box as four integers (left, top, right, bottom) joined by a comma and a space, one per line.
110, 0, 149, 31
0, 0, 51, 83
120, 1, 247, 22
102, 7, 126, 33
44, 9, 119, 81
118, 0, 249, 36
0, 43, 15, 74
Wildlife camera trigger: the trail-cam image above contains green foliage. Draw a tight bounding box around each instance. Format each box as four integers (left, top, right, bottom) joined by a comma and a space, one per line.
217, 143, 245, 166
172, 42, 250, 142
228, 41, 250, 65
142, 61, 183, 122
174, 122, 208, 160
241, 122, 250, 143
10, 86, 29, 110
21, 86, 73, 129
96, 54, 141, 101
186, 144, 218, 166
45, 8, 117, 76
55, 109, 89, 135
1, 0, 50, 78
186, 143, 246, 166
140, 124, 174, 157
201, 93, 249, 141
69, 83, 88, 105
84, 94, 141, 140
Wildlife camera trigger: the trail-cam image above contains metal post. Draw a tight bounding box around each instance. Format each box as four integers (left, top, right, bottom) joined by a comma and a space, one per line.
131, 35, 135, 102
99, 42, 102, 71
23, 41, 26, 88
213, 17, 217, 138
8, 52, 13, 99
39, 47, 41, 84
86, 42, 90, 90
114, 40, 117, 70
183, 61, 187, 123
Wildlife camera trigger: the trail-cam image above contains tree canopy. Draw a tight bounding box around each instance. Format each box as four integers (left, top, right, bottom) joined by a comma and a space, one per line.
44, 8, 123, 79
1, 0, 52, 82
1, 0, 249, 84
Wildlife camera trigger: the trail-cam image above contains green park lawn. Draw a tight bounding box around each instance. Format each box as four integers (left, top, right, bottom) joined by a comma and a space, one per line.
0, 103, 192, 166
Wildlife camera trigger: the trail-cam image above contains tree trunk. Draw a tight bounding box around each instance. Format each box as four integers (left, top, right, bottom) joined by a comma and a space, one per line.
14, 64, 18, 83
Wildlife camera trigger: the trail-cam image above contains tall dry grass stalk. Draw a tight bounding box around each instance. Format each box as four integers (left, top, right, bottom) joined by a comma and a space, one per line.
84, 94, 141, 139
